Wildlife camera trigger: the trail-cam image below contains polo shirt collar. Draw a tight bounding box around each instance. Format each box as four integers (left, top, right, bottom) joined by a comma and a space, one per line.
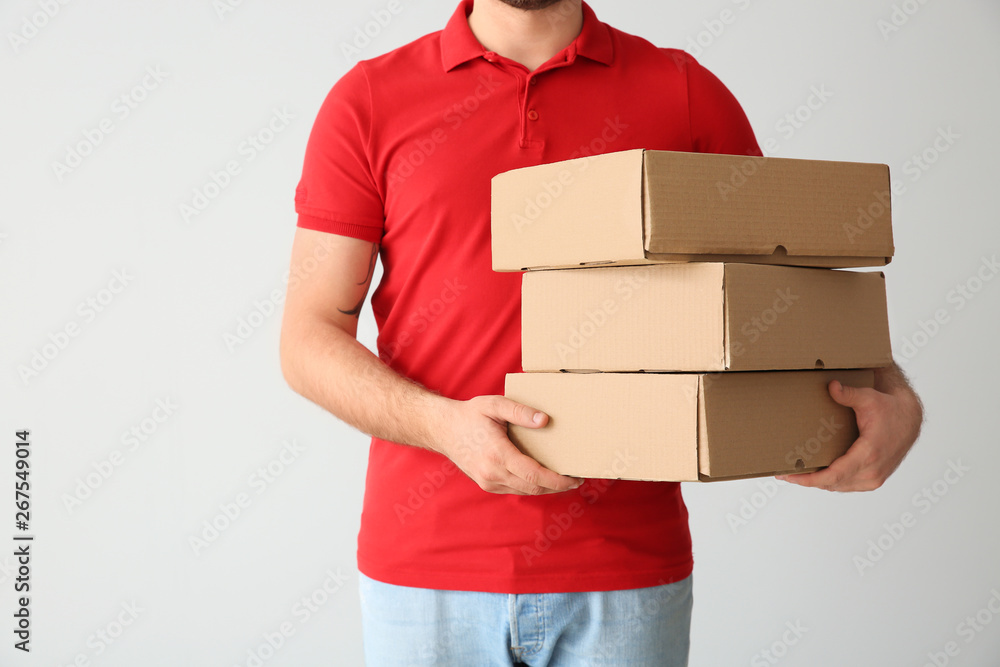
440, 0, 614, 72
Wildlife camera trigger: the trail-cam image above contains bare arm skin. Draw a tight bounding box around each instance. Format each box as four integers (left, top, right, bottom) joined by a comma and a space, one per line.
279, 228, 581, 495
777, 361, 925, 492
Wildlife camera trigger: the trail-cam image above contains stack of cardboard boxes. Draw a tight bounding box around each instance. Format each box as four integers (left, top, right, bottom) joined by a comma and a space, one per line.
490, 149, 895, 482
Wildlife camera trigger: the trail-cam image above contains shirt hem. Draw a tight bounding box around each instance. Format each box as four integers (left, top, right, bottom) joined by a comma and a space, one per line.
357, 557, 694, 594
295, 212, 383, 243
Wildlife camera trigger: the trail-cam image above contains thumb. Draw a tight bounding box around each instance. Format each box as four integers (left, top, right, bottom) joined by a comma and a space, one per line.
491, 396, 548, 429
828, 380, 876, 410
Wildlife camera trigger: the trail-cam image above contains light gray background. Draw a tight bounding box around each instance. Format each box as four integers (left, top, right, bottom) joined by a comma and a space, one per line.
2, 0, 998, 665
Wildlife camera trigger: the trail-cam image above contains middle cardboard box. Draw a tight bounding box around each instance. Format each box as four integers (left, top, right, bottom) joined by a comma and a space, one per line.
521, 262, 891, 372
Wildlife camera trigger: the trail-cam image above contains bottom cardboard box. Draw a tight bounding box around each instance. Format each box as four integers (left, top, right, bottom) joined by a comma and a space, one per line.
504, 369, 874, 482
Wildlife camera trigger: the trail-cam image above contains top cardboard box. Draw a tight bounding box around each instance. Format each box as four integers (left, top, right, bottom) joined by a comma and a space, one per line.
491, 149, 894, 271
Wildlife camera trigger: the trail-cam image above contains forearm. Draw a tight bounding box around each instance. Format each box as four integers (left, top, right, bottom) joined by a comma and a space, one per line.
280, 316, 452, 452
871, 360, 925, 456
875, 361, 925, 421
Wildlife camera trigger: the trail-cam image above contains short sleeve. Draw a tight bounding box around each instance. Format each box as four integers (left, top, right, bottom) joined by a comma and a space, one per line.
294, 64, 385, 243
683, 53, 763, 158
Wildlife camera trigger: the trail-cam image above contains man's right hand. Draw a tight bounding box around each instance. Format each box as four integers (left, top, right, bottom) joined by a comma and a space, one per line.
432, 395, 583, 496
280, 230, 580, 497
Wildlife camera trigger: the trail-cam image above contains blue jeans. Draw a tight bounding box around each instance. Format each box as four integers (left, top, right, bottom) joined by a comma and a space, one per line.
359, 573, 692, 666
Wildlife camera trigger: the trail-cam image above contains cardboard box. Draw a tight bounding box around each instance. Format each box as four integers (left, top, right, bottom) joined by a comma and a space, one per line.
491, 149, 894, 271
504, 369, 874, 482
522, 263, 892, 372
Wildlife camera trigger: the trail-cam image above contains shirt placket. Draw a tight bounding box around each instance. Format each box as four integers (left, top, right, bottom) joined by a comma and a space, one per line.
484, 49, 576, 151
519, 70, 542, 150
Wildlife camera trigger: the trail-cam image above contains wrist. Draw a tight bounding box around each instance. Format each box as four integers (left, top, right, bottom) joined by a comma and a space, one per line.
417, 392, 459, 455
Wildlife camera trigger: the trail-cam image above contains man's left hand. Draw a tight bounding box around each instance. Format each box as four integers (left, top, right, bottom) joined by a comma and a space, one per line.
776, 362, 924, 492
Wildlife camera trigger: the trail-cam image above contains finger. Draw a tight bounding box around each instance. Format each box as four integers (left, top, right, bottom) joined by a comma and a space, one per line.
480, 480, 546, 496
490, 476, 575, 495
505, 448, 582, 493
777, 441, 867, 491
490, 396, 548, 429
828, 380, 879, 411
477, 463, 570, 495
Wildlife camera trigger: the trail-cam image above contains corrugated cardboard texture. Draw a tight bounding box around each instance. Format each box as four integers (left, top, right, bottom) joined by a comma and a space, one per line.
491, 149, 894, 271
641, 253, 882, 269
643, 151, 894, 259
505, 372, 701, 480
505, 369, 875, 482
522, 263, 726, 372
722, 264, 891, 370
491, 149, 645, 271
521, 263, 892, 372
697, 369, 872, 479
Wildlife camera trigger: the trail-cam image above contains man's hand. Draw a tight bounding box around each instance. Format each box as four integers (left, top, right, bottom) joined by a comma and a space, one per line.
431, 395, 582, 496
776, 363, 924, 492
279, 231, 579, 497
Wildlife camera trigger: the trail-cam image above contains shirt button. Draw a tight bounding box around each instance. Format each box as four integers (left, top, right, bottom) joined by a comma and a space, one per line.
527, 109, 539, 121
529, 76, 537, 85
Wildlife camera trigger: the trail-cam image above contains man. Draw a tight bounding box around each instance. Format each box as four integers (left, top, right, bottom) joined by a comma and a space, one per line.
279, 0, 924, 664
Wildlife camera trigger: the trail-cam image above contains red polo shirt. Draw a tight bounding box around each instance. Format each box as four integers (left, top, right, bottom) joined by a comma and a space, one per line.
295, 0, 761, 593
